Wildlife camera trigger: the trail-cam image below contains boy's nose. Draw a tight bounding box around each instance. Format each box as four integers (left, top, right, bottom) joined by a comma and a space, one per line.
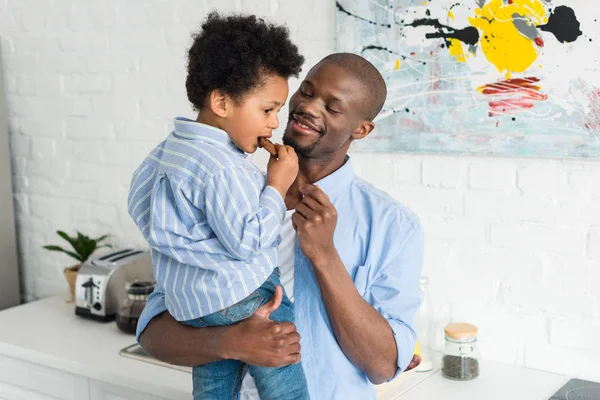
268, 114, 279, 130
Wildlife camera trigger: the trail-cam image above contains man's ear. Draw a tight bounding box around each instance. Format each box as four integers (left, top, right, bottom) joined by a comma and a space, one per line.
208, 89, 230, 118
352, 120, 375, 140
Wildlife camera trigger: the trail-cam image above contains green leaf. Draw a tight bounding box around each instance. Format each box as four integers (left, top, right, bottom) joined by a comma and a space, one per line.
43, 245, 63, 251
44, 230, 112, 264
84, 239, 97, 260
94, 234, 110, 243
42, 245, 83, 262
57, 231, 77, 249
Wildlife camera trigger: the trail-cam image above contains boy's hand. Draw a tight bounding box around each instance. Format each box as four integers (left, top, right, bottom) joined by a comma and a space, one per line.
266, 144, 299, 199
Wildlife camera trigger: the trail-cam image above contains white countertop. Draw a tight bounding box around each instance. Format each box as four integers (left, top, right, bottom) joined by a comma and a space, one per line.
0, 296, 191, 399
0, 296, 572, 400
0, 296, 423, 399
397, 360, 570, 400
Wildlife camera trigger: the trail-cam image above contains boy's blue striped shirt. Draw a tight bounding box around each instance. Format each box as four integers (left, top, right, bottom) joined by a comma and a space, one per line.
127, 117, 285, 321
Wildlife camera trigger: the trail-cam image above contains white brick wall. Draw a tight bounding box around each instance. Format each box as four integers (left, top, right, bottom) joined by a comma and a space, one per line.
352, 153, 600, 381
1, 0, 599, 382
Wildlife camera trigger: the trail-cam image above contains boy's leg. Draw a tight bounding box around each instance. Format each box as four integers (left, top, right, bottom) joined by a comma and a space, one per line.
191, 359, 245, 400
183, 316, 247, 400
248, 270, 310, 400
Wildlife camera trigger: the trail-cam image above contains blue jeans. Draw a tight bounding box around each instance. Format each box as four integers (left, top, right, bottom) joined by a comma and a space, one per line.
182, 268, 309, 400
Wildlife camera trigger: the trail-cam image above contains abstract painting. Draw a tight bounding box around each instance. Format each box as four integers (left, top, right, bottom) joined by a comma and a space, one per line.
336, 0, 600, 158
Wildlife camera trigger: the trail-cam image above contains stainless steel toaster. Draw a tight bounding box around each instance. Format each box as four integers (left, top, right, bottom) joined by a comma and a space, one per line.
75, 249, 154, 321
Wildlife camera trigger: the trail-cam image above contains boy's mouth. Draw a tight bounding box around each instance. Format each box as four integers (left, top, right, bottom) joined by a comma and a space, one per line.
258, 137, 277, 157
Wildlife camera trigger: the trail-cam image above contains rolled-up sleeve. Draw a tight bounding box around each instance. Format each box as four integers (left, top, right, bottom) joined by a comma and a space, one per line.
136, 289, 168, 343
364, 218, 424, 380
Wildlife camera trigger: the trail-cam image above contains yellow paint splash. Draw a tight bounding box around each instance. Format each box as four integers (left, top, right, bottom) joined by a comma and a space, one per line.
395, 59, 401, 70
468, 0, 548, 75
448, 11, 455, 21
448, 38, 467, 63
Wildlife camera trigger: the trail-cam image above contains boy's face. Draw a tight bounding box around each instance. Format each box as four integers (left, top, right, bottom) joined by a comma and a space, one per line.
283, 62, 372, 159
225, 74, 289, 154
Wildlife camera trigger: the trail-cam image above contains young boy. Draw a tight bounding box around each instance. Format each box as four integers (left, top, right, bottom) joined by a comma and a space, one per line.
127, 12, 308, 400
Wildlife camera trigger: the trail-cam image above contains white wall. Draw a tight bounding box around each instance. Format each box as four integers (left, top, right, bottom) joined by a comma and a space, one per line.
1, 0, 599, 381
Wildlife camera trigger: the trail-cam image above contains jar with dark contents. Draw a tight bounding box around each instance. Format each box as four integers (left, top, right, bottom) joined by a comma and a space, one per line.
116, 281, 155, 335
442, 323, 480, 381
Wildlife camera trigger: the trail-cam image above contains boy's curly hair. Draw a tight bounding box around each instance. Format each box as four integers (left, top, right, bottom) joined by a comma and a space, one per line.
186, 12, 305, 109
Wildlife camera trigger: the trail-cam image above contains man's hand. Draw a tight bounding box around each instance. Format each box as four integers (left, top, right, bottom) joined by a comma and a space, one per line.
405, 354, 421, 372
292, 184, 338, 264
224, 286, 302, 367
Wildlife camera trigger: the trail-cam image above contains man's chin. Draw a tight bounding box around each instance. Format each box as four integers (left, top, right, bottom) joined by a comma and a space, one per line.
283, 133, 316, 157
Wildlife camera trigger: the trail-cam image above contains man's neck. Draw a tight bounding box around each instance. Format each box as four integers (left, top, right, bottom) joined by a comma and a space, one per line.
285, 153, 347, 209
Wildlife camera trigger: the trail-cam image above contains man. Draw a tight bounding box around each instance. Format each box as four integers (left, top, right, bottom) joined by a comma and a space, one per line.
135, 53, 424, 399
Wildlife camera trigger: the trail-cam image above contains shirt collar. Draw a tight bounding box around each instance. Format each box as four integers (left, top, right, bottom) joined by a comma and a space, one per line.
172, 117, 245, 156
313, 156, 355, 200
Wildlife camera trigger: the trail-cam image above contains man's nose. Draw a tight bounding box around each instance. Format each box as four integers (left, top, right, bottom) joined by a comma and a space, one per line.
300, 99, 321, 119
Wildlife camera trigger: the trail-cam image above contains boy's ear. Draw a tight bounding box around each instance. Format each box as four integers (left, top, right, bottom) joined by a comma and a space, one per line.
209, 89, 229, 118
351, 120, 375, 141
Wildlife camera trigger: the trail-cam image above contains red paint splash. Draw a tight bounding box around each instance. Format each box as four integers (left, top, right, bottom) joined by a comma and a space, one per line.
583, 88, 600, 131
428, 43, 442, 103
534, 37, 544, 47
479, 77, 548, 116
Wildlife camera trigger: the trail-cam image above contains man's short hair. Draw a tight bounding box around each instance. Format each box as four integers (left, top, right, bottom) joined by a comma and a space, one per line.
321, 53, 387, 120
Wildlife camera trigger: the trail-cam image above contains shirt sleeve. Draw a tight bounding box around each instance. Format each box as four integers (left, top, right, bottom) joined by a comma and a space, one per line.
363, 217, 424, 381
201, 165, 286, 261
135, 289, 168, 343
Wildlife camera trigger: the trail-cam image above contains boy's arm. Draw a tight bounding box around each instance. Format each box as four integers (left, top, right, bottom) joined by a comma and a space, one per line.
201, 165, 286, 261
138, 288, 302, 367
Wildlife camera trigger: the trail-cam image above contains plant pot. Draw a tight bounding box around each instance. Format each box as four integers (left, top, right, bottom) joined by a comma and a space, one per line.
63, 264, 81, 303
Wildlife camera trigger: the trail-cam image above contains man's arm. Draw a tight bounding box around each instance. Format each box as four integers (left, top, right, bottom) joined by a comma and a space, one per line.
138, 287, 302, 368
292, 185, 423, 384
308, 251, 400, 384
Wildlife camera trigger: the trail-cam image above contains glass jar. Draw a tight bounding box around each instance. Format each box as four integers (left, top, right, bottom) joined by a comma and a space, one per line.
415, 276, 434, 372
116, 281, 155, 335
442, 323, 480, 381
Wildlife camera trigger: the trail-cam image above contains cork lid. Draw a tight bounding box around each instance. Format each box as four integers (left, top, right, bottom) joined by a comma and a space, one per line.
444, 323, 478, 340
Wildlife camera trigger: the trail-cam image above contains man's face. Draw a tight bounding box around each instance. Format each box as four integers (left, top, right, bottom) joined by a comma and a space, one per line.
283, 62, 369, 159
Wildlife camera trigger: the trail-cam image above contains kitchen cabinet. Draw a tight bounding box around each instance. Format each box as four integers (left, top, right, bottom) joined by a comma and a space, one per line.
0, 355, 89, 400
0, 383, 61, 400
0, 354, 169, 400
89, 381, 167, 400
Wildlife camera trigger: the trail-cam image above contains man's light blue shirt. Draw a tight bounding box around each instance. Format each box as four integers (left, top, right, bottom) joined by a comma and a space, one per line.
136, 156, 424, 399
127, 117, 285, 321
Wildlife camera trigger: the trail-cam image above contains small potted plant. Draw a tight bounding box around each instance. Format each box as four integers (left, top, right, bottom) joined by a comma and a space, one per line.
43, 231, 111, 302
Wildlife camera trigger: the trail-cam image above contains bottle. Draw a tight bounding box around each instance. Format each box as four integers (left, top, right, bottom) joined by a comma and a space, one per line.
442, 323, 480, 381
415, 276, 434, 372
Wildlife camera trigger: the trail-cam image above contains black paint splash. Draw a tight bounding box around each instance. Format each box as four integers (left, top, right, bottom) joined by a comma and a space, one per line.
361, 45, 428, 65
539, 6, 582, 43
362, 45, 407, 60
409, 18, 480, 46
337, 1, 478, 66
336, 2, 391, 29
